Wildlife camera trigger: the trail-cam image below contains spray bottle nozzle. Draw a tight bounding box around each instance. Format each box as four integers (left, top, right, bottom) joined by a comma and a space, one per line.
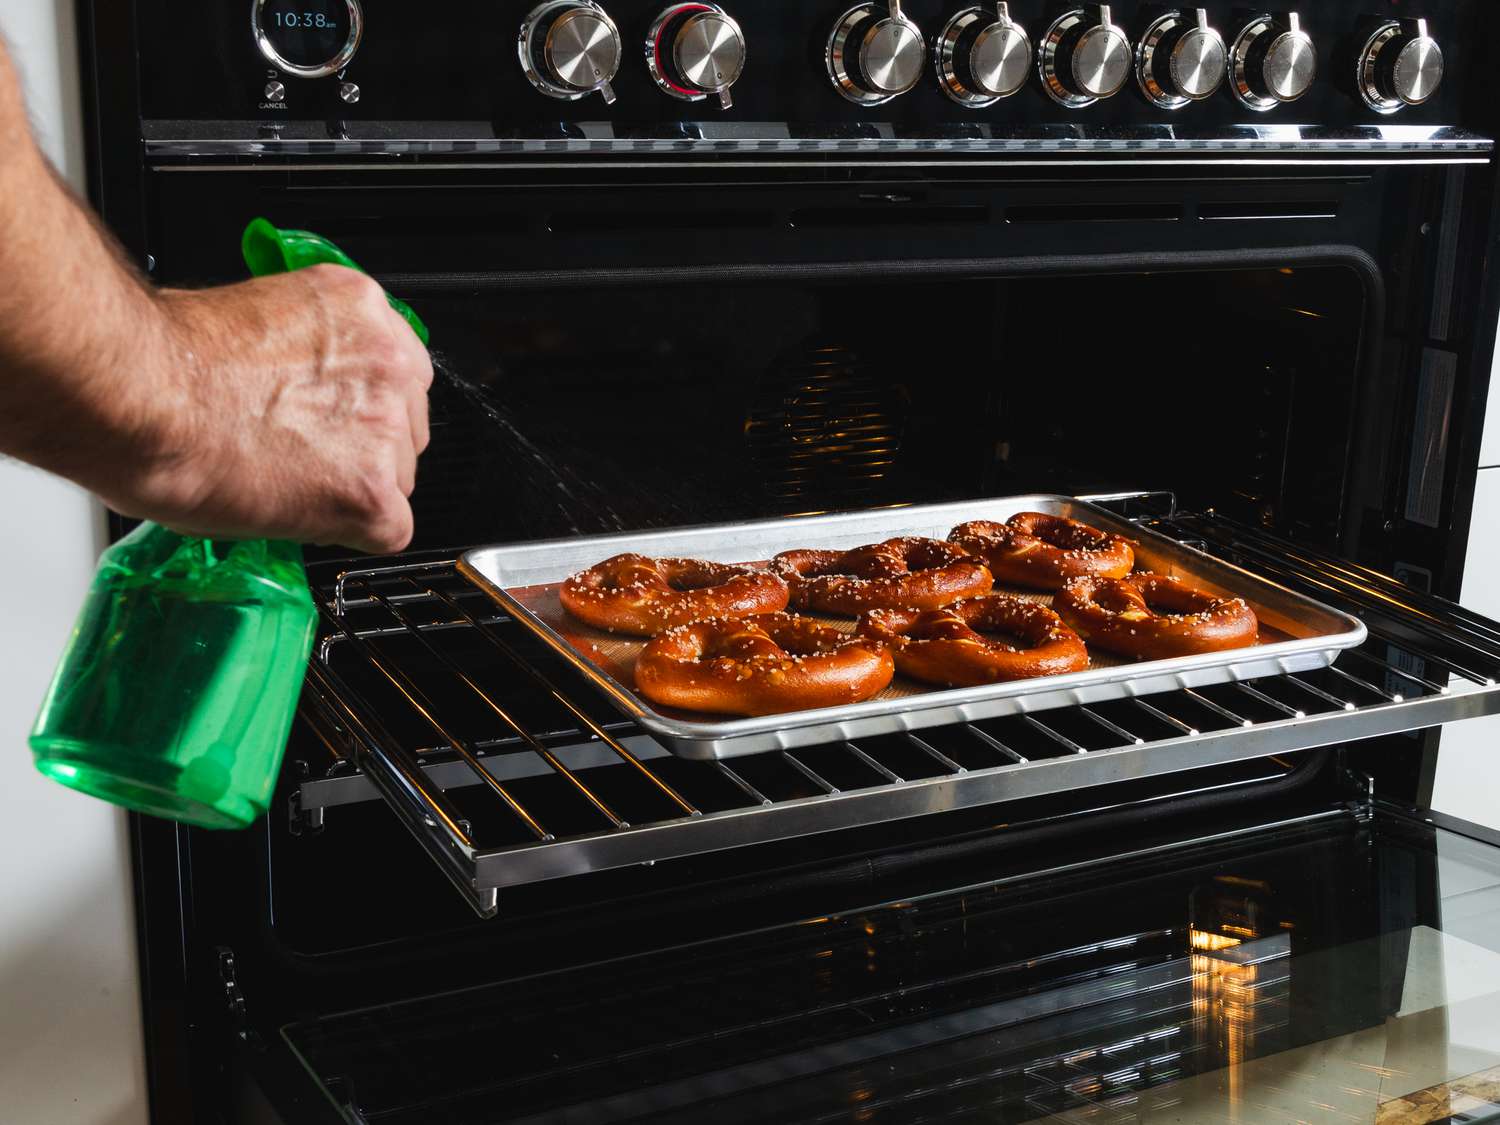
241, 217, 430, 346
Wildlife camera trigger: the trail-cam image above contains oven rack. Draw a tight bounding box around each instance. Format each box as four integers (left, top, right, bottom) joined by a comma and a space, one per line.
295, 504, 1500, 919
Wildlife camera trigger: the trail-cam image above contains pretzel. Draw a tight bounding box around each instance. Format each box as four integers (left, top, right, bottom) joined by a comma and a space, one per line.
950, 513, 1134, 591
859, 596, 1088, 687
635, 613, 894, 717
1053, 573, 1259, 661
772, 537, 993, 616
560, 554, 788, 636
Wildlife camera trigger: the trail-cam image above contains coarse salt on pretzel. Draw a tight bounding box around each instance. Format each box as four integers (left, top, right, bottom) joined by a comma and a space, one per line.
859, 596, 1088, 687
951, 513, 1134, 591
635, 613, 894, 717
1053, 573, 1258, 661
771, 537, 993, 616
560, 554, 788, 637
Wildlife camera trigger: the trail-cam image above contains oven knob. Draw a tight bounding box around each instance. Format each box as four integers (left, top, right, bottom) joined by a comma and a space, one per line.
1229, 11, 1316, 111
519, 0, 622, 105
1356, 18, 1443, 114
251, 0, 364, 79
827, 1, 926, 106
1136, 8, 1226, 109
936, 2, 1031, 107
647, 4, 747, 110
1039, 5, 1131, 108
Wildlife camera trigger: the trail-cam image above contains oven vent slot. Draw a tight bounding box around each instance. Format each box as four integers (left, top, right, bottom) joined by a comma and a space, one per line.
546, 209, 775, 235
1005, 203, 1181, 224
297, 501, 1500, 919
789, 204, 989, 229
1198, 201, 1340, 221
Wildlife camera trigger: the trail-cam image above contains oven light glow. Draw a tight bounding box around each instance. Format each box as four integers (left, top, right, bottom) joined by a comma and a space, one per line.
1190, 929, 1243, 952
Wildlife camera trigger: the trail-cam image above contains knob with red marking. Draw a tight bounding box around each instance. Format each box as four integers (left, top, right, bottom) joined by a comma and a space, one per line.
646, 3, 746, 109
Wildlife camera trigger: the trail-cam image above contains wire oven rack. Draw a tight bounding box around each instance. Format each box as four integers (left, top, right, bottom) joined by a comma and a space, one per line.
294, 497, 1500, 918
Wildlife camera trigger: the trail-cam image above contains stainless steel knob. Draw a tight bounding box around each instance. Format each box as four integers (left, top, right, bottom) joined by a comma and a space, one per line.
1040, 5, 1131, 108
1136, 8, 1225, 109
519, 0, 621, 104
646, 4, 746, 109
827, 1, 925, 106
1230, 12, 1316, 111
936, 2, 1031, 107
1357, 18, 1443, 114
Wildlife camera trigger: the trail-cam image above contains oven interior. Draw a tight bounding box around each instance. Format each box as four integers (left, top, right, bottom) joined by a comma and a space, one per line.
407, 266, 1366, 551
263, 242, 1500, 945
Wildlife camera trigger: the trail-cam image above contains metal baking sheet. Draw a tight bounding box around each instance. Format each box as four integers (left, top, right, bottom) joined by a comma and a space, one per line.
458, 496, 1368, 760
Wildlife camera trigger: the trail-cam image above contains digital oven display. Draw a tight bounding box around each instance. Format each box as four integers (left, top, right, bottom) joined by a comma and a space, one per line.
256, 0, 357, 73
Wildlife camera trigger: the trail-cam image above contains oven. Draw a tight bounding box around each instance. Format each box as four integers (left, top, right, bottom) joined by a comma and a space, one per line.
83, 1, 1500, 1121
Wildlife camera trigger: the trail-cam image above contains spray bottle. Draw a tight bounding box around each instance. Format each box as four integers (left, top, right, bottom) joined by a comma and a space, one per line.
29, 219, 429, 829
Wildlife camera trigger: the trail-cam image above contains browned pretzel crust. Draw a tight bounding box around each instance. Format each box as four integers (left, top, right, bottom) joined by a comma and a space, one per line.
1053, 573, 1258, 661
772, 537, 993, 616
859, 596, 1088, 687
560, 554, 788, 636
951, 513, 1134, 591
635, 613, 894, 717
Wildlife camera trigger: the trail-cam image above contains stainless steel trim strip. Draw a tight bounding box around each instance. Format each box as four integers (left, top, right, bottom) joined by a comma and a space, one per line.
149, 158, 1493, 172
140, 122, 1493, 153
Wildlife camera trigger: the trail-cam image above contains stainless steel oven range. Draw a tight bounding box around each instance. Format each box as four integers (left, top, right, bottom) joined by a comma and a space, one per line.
82, 1, 1500, 1121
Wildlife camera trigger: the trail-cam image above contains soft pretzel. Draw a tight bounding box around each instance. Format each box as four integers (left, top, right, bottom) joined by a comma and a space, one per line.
560, 554, 788, 636
772, 537, 993, 616
1053, 573, 1258, 661
859, 596, 1088, 687
635, 613, 894, 717
951, 513, 1134, 591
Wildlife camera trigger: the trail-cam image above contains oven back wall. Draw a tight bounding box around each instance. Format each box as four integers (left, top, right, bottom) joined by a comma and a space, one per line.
0, 5, 147, 1124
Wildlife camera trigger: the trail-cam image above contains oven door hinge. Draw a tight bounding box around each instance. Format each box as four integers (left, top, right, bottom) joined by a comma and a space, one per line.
288, 786, 325, 836
1340, 767, 1377, 823
216, 946, 248, 1033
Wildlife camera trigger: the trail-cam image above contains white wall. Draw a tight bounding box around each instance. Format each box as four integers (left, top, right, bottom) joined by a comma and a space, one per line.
1432, 466, 1500, 830
0, 4, 149, 1125
1431, 317, 1500, 829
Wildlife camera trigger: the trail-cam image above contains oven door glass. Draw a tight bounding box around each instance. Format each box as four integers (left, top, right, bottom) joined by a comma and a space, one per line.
282, 811, 1500, 1124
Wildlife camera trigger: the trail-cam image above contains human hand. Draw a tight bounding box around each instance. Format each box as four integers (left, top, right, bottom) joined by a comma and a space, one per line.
107, 265, 433, 554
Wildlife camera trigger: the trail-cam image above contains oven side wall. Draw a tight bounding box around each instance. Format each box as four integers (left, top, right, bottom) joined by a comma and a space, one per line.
0, 3, 148, 1125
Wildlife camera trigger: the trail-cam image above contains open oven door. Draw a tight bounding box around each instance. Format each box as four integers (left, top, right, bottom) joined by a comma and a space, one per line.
262, 773, 1500, 1124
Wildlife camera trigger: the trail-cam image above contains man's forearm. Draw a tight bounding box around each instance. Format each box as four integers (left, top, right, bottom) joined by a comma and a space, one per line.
0, 35, 433, 553
0, 39, 181, 498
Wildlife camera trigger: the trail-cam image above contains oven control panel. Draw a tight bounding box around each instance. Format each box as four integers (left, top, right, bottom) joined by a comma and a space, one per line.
143, 1, 1480, 140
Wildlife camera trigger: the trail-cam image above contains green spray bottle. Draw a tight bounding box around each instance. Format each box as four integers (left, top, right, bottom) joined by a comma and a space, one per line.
29, 219, 429, 830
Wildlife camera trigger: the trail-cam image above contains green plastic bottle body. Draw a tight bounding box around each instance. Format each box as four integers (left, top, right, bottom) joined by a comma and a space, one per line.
30, 524, 317, 829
